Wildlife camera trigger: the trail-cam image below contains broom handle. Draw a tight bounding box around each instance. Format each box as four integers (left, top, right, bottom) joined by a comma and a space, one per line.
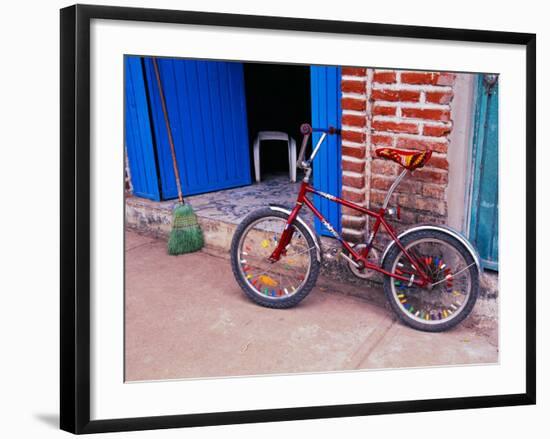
152, 57, 184, 204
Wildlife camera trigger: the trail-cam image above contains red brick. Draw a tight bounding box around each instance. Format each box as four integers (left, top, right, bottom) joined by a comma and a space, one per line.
396, 137, 448, 153
342, 80, 366, 94
371, 89, 420, 102
342, 173, 365, 189
342, 130, 366, 144
371, 134, 393, 147
425, 91, 453, 104
395, 209, 418, 225
437, 73, 456, 86
372, 120, 419, 134
401, 107, 451, 122
342, 215, 366, 229
342, 206, 365, 217
400, 72, 440, 85
371, 159, 400, 176
342, 114, 366, 127
423, 124, 452, 137
400, 71, 455, 86
342, 67, 366, 76
373, 71, 396, 83
342, 159, 365, 173
373, 105, 397, 116
370, 189, 389, 206
342, 145, 366, 159
422, 183, 446, 199
342, 188, 366, 203
416, 213, 446, 224
342, 229, 363, 243
427, 155, 448, 170
398, 194, 446, 215
394, 179, 423, 195
413, 168, 448, 184
342, 97, 366, 111
370, 175, 394, 191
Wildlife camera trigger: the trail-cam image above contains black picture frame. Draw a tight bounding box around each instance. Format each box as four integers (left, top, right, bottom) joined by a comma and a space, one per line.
60, 4, 536, 434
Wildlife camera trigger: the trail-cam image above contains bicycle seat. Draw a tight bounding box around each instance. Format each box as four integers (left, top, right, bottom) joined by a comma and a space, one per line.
374, 147, 432, 171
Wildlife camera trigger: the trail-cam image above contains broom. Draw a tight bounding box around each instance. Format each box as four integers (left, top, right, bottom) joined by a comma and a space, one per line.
152, 57, 204, 255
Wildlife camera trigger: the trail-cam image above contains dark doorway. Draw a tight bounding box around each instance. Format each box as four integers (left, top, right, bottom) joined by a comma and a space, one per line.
244, 63, 311, 179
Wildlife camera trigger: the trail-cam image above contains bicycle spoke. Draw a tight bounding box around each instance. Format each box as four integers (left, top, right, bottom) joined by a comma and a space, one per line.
391, 238, 472, 324
237, 216, 312, 299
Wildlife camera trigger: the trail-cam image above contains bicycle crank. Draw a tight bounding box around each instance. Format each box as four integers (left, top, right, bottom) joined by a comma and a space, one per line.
344, 244, 379, 279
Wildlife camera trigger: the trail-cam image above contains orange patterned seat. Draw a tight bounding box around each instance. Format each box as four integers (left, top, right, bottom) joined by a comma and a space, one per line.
375, 147, 432, 171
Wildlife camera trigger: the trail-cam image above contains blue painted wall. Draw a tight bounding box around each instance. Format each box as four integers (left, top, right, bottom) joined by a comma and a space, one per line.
469, 74, 499, 270
124, 56, 161, 200
125, 57, 253, 200
310, 66, 342, 236
143, 58, 252, 199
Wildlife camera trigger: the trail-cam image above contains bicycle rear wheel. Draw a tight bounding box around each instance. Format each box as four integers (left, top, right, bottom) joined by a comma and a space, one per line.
382, 230, 479, 332
230, 208, 320, 308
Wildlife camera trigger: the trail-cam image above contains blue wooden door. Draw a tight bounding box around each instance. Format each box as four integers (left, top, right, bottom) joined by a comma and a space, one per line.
469, 74, 499, 270
310, 66, 342, 236
143, 58, 252, 199
124, 56, 161, 200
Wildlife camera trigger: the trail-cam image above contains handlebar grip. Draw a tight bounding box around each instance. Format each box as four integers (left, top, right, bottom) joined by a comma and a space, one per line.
300, 123, 312, 135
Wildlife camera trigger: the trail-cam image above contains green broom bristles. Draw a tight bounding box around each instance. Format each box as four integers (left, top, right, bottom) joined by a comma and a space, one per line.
167, 203, 204, 255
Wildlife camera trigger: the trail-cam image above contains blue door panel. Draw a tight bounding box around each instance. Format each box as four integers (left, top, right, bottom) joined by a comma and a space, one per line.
311, 66, 342, 236
143, 58, 252, 199
469, 75, 499, 270
124, 56, 161, 200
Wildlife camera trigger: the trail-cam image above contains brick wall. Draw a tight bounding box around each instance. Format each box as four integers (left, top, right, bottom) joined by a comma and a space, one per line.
340, 68, 456, 244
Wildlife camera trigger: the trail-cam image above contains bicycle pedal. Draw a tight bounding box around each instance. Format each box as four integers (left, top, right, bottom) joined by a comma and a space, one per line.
324, 247, 342, 261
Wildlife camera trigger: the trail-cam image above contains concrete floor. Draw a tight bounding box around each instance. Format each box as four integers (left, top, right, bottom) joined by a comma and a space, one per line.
187, 172, 315, 226
125, 230, 498, 382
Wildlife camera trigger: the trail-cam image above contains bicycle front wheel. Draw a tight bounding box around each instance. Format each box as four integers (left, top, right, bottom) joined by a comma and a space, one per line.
230, 208, 321, 308
382, 230, 479, 332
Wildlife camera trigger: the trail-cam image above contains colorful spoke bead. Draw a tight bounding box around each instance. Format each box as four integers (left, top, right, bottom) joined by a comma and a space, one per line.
259, 275, 278, 287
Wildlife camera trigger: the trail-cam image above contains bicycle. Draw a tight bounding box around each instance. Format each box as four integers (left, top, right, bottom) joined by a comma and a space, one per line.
230, 123, 481, 332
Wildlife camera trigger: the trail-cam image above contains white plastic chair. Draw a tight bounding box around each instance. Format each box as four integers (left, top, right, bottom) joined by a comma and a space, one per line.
253, 131, 297, 183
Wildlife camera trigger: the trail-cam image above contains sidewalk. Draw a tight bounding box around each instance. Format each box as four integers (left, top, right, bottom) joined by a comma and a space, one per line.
125, 230, 498, 382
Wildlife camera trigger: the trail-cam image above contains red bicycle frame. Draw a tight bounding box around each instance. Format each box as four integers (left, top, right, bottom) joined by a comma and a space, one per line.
269, 125, 430, 287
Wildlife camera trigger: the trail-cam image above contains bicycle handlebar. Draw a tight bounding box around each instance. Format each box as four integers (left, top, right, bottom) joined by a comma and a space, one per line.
300, 123, 341, 136
297, 123, 341, 170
